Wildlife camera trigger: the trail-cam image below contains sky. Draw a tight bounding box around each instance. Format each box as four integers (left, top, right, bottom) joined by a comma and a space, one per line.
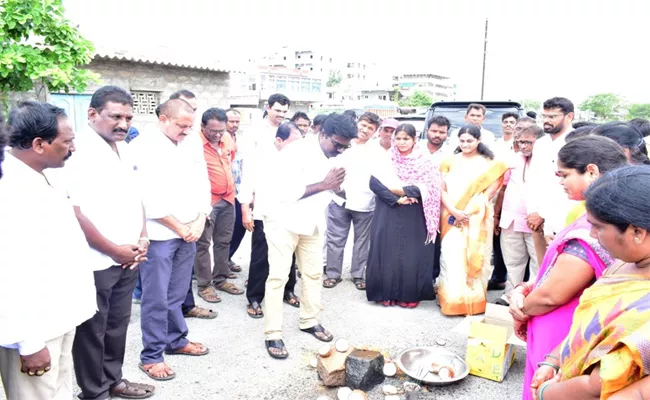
64, 0, 650, 105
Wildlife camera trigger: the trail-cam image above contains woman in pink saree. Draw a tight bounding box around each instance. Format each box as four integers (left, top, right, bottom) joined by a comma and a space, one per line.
508, 136, 627, 400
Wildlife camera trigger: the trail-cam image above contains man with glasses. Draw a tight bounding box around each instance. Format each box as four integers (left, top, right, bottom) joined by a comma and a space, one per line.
130, 99, 212, 380
258, 114, 357, 359
493, 125, 544, 306
194, 108, 244, 305
526, 97, 576, 263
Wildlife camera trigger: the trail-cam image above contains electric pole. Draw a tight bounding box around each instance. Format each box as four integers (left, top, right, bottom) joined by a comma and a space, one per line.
480, 18, 488, 100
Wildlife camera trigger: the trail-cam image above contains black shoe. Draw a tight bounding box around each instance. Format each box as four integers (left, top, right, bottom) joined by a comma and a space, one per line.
487, 280, 506, 291
494, 298, 509, 306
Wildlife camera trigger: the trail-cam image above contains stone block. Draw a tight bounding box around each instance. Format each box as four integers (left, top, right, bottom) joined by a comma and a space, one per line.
317, 347, 354, 387
345, 350, 385, 391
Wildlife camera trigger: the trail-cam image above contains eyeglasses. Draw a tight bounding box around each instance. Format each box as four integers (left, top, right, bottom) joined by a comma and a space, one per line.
542, 113, 566, 120
327, 135, 351, 150
516, 140, 535, 147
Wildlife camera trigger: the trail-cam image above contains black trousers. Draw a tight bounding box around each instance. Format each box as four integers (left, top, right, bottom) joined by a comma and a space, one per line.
246, 219, 297, 304
229, 198, 246, 260
72, 265, 138, 400
182, 278, 196, 315
432, 233, 442, 280
490, 234, 508, 283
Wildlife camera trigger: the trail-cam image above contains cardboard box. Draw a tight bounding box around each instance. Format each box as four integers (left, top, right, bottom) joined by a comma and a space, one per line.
452, 304, 526, 382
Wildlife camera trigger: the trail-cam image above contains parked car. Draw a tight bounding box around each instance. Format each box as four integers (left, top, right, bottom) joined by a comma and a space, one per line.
420, 101, 525, 140
393, 114, 426, 134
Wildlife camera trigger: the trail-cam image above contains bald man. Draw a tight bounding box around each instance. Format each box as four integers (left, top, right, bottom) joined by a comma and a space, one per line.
129, 99, 212, 380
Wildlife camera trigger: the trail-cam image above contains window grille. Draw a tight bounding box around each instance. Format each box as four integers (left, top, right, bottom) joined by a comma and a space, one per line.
132, 91, 160, 115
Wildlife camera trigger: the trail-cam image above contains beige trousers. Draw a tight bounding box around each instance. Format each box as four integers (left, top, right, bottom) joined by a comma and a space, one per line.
500, 228, 540, 301
263, 217, 324, 340
0, 329, 75, 400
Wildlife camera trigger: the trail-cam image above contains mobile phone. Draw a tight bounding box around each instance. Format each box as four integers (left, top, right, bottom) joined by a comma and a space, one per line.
448, 216, 456, 225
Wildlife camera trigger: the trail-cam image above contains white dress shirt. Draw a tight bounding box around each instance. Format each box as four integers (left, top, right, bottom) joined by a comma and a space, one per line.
260, 136, 335, 235
0, 154, 96, 355
418, 139, 453, 168
237, 118, 279, 207
526, 129, 577, 236
337, 141, 388, 213
493, 136, 515, 160
129, 128, 212, 241
57, 126, 144, 271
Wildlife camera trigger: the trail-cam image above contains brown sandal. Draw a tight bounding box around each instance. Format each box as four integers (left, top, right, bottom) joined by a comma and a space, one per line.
198, 287, 221, 303
215, 281, 244, 295
183, 306, 218, 319
165, 341, 209, 356
109, 379, 155, 399
138, 362, 175, 381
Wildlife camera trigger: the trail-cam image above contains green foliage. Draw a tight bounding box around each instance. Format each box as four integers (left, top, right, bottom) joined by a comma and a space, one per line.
0, 0, 98, 103
580, 93, 626, 120
398, 91, 433, 107
326, 70, 342, 87
521, 99, 541, 111
627, 103, 650, 120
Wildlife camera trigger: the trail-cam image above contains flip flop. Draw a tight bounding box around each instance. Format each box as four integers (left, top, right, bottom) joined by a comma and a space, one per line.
247, 302, 264, 319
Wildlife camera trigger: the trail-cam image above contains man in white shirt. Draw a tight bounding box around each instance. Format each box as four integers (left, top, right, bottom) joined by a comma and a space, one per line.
244, 122, 303, 318
260, 114, 356, 359
450, 103, 496, 148
323, 112, 381, 290
376, 118, 399, 151
226, 108, 246, 273
493, 112, 519, 159
0, 101, 97, 400
419, 115, 453, 167
239, 94, 302, 315
61, 87, 155, 400
129, 99, 212, 380
526, 97, 576, 263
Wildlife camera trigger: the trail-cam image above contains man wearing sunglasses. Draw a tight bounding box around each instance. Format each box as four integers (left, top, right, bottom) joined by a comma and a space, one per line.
493, 125, 544, 306
257, 114, 357, 359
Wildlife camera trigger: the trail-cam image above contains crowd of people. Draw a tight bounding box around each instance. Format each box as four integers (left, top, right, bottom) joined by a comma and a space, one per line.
1, 87, 650, 400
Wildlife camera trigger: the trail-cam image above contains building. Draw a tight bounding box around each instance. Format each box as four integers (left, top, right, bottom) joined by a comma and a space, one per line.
47, 45, 231, 134
393, 72, 455, 101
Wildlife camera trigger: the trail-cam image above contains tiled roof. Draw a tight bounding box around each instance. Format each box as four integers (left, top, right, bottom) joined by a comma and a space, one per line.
93, 45, 232, 73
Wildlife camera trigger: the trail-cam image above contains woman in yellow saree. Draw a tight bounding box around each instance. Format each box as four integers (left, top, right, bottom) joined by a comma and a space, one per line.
531, 165, 650, 400
438, 125, 508, 316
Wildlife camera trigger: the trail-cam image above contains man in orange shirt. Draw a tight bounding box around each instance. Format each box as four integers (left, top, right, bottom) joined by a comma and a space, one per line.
194, 108, 244, 303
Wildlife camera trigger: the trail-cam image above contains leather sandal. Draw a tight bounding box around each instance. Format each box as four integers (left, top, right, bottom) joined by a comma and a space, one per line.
138, 363, 175, 381
247, 302, 264, 319
300, 324, 333, 342
165, 341, 209, 357
265, 340, 289, 359
109, 379, 155, 399
283, 292, 300, 308
322, 278, 341, 288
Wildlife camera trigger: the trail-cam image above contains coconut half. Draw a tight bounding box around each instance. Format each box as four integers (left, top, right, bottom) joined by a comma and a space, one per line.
335, 338, 350, 353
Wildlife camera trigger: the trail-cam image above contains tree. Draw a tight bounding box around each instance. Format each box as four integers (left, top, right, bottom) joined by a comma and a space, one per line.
627, 104, 650, 120
326, 70, 342, 87
521, 99, 541, 111
580, 93, 626, 120
398, 91, 433, 107
0, 0, 98, 106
